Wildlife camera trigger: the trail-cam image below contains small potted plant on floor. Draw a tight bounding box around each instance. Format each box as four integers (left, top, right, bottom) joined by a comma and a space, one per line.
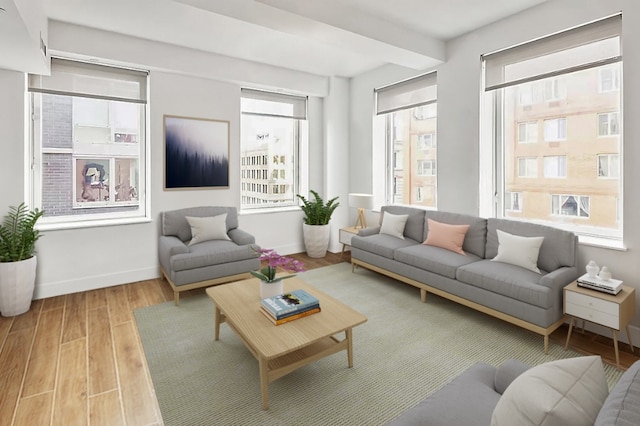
0, 203, 44, 316
296, 190, 339, 258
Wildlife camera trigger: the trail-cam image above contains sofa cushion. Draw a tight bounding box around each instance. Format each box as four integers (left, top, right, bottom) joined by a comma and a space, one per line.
424, 211, 487, 258
380, 212, 409, 240
387, 363, 501, 426
491, 229, 543, 273
186, 214, 231, 245
395, 244, 481, 280
380, 206, 426, 242
486, 218, 576, 272
351, 234, 419, 260
170, 240, 255, 272
161, 206, 239, 242
491, 356, 609, 426
423, 219, 470, 255
456, 259, 552, 308
595, 359, 640, 426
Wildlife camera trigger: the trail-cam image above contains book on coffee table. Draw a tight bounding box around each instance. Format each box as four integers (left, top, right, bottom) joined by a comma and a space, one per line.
259, 306, 321, 325
261, 289, 320, 319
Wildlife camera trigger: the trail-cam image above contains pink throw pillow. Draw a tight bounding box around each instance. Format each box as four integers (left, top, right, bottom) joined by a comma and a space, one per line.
423, 219, 470, 255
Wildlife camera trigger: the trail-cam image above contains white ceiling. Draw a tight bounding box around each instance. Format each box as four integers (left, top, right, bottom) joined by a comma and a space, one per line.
36, 0, 550, 77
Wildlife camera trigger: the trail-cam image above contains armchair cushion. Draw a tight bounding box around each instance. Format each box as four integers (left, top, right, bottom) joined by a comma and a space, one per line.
186, 214, 231, 245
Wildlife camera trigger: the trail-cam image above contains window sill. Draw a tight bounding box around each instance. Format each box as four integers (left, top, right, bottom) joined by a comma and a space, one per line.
37, 216, 152, 231
578, 235, 626, 251
240, 206, 302, 216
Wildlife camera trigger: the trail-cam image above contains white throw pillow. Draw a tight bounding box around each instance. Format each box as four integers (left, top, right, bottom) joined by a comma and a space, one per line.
379, 212, 409, 240
186, 214, 230, 246
491, 229, 544, 273
491, 356, 609, 426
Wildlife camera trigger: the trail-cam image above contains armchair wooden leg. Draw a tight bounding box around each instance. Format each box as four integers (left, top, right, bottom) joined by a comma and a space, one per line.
174, 291, 180, 306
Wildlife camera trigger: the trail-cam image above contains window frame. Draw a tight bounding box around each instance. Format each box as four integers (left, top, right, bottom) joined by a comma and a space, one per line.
29, 58, 149, 228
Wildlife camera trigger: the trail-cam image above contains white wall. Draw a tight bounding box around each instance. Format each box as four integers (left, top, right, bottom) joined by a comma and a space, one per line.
0, 21, 341, 298
349, 0, 640, 341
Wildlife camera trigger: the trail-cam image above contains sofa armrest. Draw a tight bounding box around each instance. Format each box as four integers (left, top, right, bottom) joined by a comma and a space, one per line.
539, 266, 579, 290
228, 228, 256, 246
158, 235, 189, 272
358, 226, 381, 237
494, 359, 530, 394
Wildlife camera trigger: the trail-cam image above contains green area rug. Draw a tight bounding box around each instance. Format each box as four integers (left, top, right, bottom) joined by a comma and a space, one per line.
135, 263, 623, 425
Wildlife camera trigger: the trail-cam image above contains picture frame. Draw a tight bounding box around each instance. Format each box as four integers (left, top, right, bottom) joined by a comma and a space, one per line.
163, 115, 230, 189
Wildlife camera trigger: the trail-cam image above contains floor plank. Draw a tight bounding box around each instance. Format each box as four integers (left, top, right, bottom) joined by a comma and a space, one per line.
22, 308, 63, 397
89, 390, 124, 426
88, 307, 117, 396
0, 328, 35, 426
14, 392, 53, 426
53, 339, 88, 426
86, 288, 107, 311
61, 292, 86, 344
112, 321, 158, 425
9, 299, 43, 333
106, 285, 132, 325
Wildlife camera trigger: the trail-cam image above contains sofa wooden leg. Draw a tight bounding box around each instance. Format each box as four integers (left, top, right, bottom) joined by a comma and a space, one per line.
420, 289, 427, 303
174, 292, 180, 306
544, 335, 549, 354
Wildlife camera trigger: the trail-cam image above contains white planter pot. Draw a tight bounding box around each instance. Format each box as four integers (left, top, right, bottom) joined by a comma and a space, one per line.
302, 223, 331, 258
0, 256, 37, 317
260, 280, 284, 299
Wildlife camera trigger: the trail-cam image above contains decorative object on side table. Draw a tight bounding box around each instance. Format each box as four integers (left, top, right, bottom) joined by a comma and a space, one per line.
586, 260, 599, 278
0, 203, 44, 317
348, 193, 373, 229
296, 190, 340, 258
251, 249, 305, 299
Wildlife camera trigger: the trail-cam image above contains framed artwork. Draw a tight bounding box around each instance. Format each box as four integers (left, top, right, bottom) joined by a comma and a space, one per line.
164, 115, 230, 189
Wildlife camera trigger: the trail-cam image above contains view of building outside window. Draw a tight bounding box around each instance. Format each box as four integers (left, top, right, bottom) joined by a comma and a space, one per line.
240, 92, 304, 209
502, 63, 621, 238
386, 103, 437, 207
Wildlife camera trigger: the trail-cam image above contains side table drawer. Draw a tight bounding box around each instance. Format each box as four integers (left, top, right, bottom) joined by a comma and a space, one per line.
565, 290, 618, 316
565, 302, 619, 329
340, 230, 356, 245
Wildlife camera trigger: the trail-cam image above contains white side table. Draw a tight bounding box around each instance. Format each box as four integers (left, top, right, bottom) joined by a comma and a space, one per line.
564, 281, 636, 368
339, 226, 361, 257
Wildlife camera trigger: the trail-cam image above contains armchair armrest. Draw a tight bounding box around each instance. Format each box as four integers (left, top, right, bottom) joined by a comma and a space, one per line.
158, 235, 189, 272
228, 228, 256, 246
358, 226, 380, 237
494, 359, 530, 394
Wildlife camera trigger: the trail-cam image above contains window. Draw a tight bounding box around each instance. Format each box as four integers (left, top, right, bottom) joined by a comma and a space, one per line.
518, 122, 538, 143
417, 160, 436, 176
518, 157, 537, 178
28, 58, 147, 225
543, 118, 567, 141
598, 154, 620, 178
376, 72, 437, 207
543, 156, 567, 178
482, 14, 622, 240
598, 112, 620, 136
505, 192, 522, 212
543, 78, 566, 101
417, 133, 436, 150
552, 195, 590, 218
599, 67, 620, 93
240, 89, 307, 210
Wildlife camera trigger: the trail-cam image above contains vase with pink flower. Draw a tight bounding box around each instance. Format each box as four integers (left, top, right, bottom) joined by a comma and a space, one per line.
251, 249, 306, 299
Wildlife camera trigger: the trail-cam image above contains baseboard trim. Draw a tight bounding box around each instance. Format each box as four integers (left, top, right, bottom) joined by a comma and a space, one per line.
33, 266, 160, 299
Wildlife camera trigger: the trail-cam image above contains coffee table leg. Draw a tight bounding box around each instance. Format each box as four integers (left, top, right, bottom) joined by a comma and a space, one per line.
214, 306, 221, 341
259, 357, 269, 410
346, 328, 354, 368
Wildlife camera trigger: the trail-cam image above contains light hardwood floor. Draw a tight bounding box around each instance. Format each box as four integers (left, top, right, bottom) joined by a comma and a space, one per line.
0, 252, 637, 425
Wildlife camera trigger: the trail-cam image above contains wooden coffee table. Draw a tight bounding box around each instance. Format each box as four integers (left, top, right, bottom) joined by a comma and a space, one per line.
206, 276, 368, 410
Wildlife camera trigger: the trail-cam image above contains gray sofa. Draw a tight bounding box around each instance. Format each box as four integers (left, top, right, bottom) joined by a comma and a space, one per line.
351, 206, 579, 353
387, 357, 640, 426
158, 206, 260, 304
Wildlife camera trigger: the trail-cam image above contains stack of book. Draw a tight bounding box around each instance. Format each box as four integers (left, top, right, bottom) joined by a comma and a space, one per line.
260, 289, 321, 325
577, 273, 623, 295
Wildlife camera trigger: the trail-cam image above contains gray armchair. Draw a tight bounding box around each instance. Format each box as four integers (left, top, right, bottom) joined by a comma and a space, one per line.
158, 206, 260, 305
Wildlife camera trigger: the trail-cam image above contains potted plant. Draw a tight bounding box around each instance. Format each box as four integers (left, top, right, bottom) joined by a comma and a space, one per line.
251, 248, 305, 299
296, 190, 339, 258
0, 203, 44, 316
